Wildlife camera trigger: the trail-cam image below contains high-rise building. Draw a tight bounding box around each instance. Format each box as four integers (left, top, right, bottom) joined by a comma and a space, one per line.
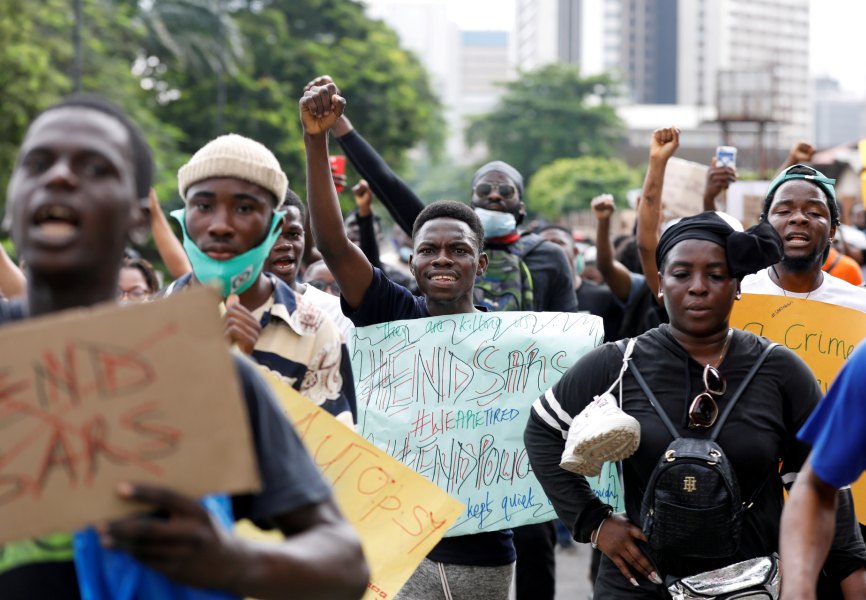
513, 0, 812, 150
814, 77, 866, 148
512, 0, 619, 76
364, 2, 509, 160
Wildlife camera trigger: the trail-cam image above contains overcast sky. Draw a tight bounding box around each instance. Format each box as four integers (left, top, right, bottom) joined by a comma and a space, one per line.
363, 0, 866, 95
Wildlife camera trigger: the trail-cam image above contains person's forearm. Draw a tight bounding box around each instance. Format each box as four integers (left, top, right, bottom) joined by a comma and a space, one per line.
524, 415, 611, 542
151, 202, 191, 279
356, 213, 382, 268
0, 245, 26, 298
637, 157, 667, 298
306, 133, 355, 263
229, 520, 368, 600
338, 130, 423, 236
780, 469, 838, 599
702, 189, 718, 212
331, 115, 353, 138
305, 133, 373, 309
594, 217, 632, 300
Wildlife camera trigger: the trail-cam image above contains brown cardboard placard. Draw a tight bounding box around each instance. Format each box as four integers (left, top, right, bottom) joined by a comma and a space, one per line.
661, 157, 709, 221
0, 286, 260, 544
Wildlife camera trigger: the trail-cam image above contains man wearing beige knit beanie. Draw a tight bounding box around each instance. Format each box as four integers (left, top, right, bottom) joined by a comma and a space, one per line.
165, 133, 356, 426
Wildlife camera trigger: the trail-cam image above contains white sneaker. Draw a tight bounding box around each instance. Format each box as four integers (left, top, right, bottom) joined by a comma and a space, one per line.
559, 392, 640, 477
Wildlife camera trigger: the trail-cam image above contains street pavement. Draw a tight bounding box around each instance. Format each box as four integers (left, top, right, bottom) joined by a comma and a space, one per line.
554, 542, 595, 599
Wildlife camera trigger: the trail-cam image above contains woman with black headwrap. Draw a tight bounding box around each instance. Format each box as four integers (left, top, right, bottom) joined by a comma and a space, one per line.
525, 212, 866, 597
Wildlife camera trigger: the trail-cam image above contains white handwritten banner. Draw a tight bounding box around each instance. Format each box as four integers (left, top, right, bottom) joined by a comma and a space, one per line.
350, 312, 604, 536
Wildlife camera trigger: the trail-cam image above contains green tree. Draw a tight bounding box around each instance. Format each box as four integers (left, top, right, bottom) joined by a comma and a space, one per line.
466, 64, 624, 182
153, 0, 443, 196
0, 0, 185, 211
526, 156, 641, 219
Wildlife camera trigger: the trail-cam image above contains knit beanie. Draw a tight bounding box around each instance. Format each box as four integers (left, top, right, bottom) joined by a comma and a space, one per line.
472, 160, 525, 199
177, 134, 288, 208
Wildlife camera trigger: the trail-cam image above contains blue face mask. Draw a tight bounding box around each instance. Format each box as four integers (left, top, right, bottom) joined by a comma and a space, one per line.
474, 207, 517, 239
575, 254, 585, 275
398, 246, 413, 263
171, 209, 285, 298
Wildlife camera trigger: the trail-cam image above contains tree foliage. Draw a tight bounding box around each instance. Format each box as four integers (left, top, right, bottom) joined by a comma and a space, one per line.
150, 0, 443, 196
526, 156, 641, 219
1, 0, 442, 217
466, 64, 624, 182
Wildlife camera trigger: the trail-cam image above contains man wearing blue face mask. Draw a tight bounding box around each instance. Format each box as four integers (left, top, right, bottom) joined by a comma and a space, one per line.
165, 134, 354, 426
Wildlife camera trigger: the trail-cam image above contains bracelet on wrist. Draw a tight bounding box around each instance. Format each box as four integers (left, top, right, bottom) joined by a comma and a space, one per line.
590, 510, 613, 550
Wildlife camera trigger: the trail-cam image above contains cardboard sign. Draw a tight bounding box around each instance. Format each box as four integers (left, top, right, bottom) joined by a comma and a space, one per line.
725, 181, 770, 228
731, 294, 866, 522
237, 377, 465, 600
350, 312, 604, 536
0, 287, 260, 544
661, 157, 709, 221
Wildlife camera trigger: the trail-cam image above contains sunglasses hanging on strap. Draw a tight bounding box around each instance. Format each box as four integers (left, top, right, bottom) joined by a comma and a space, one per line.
616, 339, 779, 561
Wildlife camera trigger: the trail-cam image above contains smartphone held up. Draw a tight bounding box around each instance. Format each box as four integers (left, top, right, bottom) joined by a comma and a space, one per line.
715, 146, 737, 169
329, 155, 346, 192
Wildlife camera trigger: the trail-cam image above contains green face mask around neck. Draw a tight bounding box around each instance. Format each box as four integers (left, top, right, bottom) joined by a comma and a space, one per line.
171, 208, 285, 298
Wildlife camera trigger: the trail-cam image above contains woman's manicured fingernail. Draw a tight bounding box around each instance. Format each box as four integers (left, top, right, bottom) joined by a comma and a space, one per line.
651, 572, 663, 585
630, 577, 639, 587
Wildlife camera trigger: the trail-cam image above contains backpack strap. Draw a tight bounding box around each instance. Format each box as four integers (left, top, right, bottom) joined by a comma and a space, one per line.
616, 339, 680, 440
511, 233, 546, 259
709, 341, 779, 441
617, 338, 780, 441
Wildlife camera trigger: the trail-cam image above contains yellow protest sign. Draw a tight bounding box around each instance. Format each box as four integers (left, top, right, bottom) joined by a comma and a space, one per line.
731, 294, 866, 522
237, 376, 463, 600
858, 139, 866, 208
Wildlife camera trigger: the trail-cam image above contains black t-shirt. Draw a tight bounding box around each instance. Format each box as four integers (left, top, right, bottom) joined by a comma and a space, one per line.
343, 268, 516, 567
0, 344, 332, 599
525, 325, 866, 581
576, 279, 623, 342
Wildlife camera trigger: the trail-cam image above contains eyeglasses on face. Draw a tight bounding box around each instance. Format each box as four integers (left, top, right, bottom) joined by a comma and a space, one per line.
688, 364, 727, 430
308, 279, 340, 295
474, 182, 517, 199
119, 288, 150, 300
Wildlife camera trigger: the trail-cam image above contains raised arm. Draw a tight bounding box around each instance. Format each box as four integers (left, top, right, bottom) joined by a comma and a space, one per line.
591, 194, 633, 301
778, 141, 816, 173
702, 157, 737, 212
148, 189, 192, 279
300, 84, 374, 310
0, 243, 26, 298
637, 126, 679, 299
352, 179, 382, 268
305, 75, 424, 236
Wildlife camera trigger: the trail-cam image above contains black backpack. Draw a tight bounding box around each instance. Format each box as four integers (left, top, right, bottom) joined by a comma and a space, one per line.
618, 339, 778, 559
473, 233, 545, 312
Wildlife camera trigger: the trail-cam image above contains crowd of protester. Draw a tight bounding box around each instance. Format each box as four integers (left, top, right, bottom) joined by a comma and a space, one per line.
1, 74, 866, 600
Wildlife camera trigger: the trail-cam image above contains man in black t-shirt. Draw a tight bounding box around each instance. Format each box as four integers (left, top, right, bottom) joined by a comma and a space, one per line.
302, 84, 516, 600
1, 94, 368, 600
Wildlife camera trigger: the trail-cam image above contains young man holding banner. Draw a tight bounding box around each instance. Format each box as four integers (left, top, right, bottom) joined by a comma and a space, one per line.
1, 94, 367, 600
302, 84, 521, 599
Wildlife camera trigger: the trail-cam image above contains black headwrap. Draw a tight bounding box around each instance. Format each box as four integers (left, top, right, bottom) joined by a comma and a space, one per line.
471, 160, 525, 199
656, 211, 783, 280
